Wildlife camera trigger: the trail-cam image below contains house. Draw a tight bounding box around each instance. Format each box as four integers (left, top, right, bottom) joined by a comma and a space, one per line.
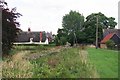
100, 29, 120, 48
14, 28, 54, 44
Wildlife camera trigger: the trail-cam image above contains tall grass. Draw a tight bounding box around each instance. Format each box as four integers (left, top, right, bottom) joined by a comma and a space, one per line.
2, 45, 100, 78
2, 51, 33, 78
30, 47, 99, 78
2, 45, 55, 78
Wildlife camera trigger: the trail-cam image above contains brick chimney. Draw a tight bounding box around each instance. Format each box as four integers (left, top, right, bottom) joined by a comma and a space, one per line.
28, 27, 31, 33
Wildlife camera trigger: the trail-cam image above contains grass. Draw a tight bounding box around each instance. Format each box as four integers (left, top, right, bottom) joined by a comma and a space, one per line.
2, 45, 118, 78
2, 45, 98, 78
87, 48, 118, 78
30, 47, 98, 78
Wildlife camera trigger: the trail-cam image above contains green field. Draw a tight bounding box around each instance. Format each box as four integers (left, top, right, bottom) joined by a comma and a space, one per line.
87, 48, 118, 78
2, 45, 118, 78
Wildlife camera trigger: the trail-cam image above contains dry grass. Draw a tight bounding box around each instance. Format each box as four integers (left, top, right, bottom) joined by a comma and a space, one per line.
48, 58, 60, 68
2, 51, 33, 78
0, 61, 2, 79
79, 49, 99, 78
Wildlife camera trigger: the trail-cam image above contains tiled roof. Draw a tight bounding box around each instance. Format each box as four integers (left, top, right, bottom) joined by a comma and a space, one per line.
103, 29, 120, 38
101, 33, 114, 43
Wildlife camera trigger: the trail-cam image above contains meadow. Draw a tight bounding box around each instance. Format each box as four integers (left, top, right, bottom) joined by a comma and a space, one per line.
2, 45, 118, 78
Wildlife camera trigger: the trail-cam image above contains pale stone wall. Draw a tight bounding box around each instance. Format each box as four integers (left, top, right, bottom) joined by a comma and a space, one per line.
100, 44, 107, 49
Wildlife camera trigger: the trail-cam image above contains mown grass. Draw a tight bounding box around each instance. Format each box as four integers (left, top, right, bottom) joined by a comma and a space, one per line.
87, 48, 118, 78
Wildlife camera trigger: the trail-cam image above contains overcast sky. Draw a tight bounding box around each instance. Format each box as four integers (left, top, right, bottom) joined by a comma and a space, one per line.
6, 0, 119, 34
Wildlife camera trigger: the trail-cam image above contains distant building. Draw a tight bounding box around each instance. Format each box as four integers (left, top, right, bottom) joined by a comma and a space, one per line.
14, 28, 54, 44
100, 29, 120, 48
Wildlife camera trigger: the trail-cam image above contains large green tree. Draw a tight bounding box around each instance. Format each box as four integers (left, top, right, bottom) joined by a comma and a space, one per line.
84, 12, 117, 44
62, 10, 84, 46
1, 1, 22, 55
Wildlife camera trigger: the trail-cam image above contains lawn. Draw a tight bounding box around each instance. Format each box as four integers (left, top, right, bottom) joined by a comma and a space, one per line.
87, 48, 118, 78
2, 45, 118, 78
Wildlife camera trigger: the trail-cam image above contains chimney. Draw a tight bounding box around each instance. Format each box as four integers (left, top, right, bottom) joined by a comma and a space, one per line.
28, 27, 31, 33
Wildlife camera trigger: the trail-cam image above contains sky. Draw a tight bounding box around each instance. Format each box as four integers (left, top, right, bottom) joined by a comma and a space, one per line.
5, 0, 119, 34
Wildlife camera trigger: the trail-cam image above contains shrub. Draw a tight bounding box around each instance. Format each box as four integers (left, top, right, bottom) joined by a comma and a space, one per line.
60, 37, 67, 45
106, 40, 115, 49
55, 36, 61, 46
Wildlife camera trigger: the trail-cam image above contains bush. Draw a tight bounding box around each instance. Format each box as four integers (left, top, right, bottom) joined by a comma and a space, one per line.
106, 40, 115, 49
55, 36, 67, 46
60, 37, 67, 45
55, 36, 60, 46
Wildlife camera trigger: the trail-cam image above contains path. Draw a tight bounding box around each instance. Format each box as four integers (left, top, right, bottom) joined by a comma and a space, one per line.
79, 49, 99, 78
24, 46, 64, 60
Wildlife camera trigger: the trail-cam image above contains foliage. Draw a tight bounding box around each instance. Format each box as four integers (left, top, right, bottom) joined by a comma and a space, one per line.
76, 31, 86, 43
67, 32, 74, 46
56, 10, 85, 46
84, 12, 117, 43
57, 11, 117, 45
55, 28, 67, 46
87, 48, 118, 78
106, 40, 115, 49
1, 1, 22, 55
30, 47, 98, 78
55, 36, 60, 46
62, 10, 84, 32
59, 36, 67, 45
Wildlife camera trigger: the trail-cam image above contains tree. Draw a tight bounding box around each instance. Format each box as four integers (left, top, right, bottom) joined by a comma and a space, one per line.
62, 10, 84, 46
1, 1, 22, 55
55, 28, 67, 46
84, 12, 117, 44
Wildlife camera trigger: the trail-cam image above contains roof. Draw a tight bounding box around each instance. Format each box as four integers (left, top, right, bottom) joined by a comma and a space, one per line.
15, 31, 53, 42
15, 31, 40, 42
101, 33, 114, 43
103, 29, 120, 38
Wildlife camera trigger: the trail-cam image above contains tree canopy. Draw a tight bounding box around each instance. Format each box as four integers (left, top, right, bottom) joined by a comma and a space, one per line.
84, 12, 117, 43
1, 1, 22, 55
56, 11, 117, 46
62, 10, 84, 33
62, 10, 84, 46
